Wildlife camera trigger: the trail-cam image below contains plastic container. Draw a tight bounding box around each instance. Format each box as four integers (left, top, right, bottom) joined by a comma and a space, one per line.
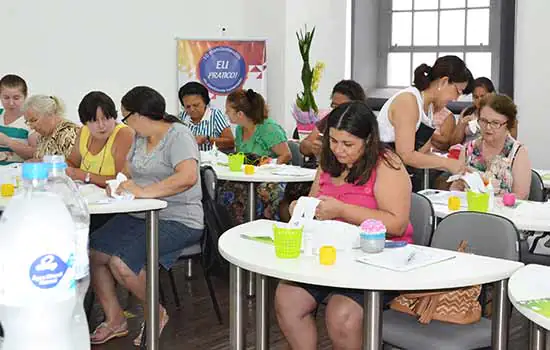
319, 245, 336, 265
0, 162, 85, 350
448, 195, 461, 211
360, 219, 386, 254
273, 224, 303, 259
228, 153, 245, 171
466, 191, 489, 212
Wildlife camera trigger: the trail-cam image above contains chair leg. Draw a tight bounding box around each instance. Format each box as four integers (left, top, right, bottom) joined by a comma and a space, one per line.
200, 261, 223, 324
168, 269, 181, 309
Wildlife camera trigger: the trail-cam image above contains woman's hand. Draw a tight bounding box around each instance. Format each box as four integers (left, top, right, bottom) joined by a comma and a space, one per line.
196, 135, 207, 145
315, 196, 343, 221
446, 158, 467, 175
65, 167, 83, 181
118, 180, 145, 197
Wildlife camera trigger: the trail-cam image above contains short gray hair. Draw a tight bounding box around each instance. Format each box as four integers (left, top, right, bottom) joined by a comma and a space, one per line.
22, 95, 65, 117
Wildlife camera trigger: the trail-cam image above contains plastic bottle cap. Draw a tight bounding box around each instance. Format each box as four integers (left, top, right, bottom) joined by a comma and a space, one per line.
22, 162, 49, 180
43, 154, 67, 170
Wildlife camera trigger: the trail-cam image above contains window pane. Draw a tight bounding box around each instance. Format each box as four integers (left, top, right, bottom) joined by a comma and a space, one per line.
413, 11, 438, 46
388, 52, 411, 87
392, 0, 412, 11
440, 0, 465, 9
467, 9, 489, 45
439, 52, 465, 60
414, 0, 438, 10
467, 0, 489, 8
412, 52, 437, 79
392, 12, 412, 46
440, 10, 465, 45
466, 52, 491, 79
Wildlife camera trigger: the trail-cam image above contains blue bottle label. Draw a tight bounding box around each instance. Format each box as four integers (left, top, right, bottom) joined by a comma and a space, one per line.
29, 253, 74, 289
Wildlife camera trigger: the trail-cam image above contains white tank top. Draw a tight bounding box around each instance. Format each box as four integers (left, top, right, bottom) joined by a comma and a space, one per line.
377, 86, 433, 143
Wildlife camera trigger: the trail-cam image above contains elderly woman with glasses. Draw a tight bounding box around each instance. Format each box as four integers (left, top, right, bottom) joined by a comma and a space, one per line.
22, 95, 79, 160
451, 94, 531, 199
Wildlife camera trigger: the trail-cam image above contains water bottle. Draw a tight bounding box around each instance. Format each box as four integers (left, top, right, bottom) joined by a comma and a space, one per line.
0, 163, 78, 350
43, 155, 90, 350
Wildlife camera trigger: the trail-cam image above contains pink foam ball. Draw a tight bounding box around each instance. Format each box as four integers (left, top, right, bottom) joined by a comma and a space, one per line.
503, 193, 516, 207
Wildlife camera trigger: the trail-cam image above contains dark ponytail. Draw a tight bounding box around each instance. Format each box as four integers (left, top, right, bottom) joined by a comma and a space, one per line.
413, 55, 472, 92
227, 88, 269, 124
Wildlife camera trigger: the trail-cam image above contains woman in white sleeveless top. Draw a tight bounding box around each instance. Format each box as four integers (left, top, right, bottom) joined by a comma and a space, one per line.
377, 55, 472, 190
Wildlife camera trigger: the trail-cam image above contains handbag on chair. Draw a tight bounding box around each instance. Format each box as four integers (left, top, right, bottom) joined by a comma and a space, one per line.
389, 240, 482, 325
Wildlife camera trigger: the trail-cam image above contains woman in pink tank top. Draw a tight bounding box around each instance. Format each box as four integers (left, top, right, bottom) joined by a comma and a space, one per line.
275, 101, 413, 350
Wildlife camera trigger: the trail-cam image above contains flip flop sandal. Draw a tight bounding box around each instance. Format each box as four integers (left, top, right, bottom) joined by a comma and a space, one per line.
90, 321, 129, 345
133, 309, 169, 347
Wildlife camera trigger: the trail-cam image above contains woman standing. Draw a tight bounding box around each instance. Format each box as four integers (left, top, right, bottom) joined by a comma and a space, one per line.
377, 55, 473, 190
179, 81, 234, 151
67, 91, 134, 187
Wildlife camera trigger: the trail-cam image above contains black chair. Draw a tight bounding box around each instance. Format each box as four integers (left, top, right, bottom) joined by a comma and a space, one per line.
529, 170, 545, 202
410, 192, 435, 246
288, 140, 304, 167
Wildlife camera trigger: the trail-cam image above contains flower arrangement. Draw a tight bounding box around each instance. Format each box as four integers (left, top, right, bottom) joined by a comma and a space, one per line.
293, 25, 325, 128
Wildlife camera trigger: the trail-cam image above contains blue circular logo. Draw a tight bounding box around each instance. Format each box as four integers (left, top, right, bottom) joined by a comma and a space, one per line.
199, 46, 246, 94
29, 254, 70, 289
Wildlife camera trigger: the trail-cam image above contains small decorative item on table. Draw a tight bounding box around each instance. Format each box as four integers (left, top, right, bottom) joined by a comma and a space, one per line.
1, 183, 14, 197
319, 245, 336, 265
466, 191, 489, 212
273, 224, 303, 259
228, 153, 245, 172
502, 192, 516, 207
244, 164, 255, 175
448, 195, 461, 211
360, 219, 386, 254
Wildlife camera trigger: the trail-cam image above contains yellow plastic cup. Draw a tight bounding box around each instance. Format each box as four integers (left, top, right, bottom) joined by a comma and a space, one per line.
244, 164, 255, 175
319, 245, 336, 265
1, 183, 15, 197
466, 191, 489, 212
228, 153, 245, 172
448, 196, 461, 211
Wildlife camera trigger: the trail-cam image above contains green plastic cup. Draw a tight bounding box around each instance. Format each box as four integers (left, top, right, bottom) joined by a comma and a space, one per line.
466, 191, 489, 212
228, 153, 245, 172
273, 224, 303, 259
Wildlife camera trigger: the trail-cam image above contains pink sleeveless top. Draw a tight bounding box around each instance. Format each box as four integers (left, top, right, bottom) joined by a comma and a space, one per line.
316, 168, 414, 243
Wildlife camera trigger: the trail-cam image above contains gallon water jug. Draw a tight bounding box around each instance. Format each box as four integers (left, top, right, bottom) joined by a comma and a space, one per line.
43, 155, 91, 349
0, 163, 84, 350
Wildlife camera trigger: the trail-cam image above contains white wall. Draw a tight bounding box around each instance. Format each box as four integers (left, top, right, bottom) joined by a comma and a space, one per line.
515, 0, 550, 169
0, 0, 348, 135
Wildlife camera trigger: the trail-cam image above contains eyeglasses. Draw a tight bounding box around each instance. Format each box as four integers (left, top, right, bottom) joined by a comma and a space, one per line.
122, 112, 134, 124
24, 118, 38, 126
478, 118, 507, 129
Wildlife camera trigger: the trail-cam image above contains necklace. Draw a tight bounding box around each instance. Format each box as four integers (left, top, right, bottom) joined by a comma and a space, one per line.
81, 135, 107, 175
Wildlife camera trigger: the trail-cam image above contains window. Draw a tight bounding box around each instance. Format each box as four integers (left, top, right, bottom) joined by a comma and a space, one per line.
378, 0, 500, 89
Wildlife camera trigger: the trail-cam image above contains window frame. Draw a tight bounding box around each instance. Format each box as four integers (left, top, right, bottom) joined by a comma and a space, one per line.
377, 0, 502, 90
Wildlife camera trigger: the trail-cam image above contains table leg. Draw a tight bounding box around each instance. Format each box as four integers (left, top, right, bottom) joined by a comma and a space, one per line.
256, 274, 269, 350
146, 210, 160, 350
247, 182, 256, 297
529, 322, 546, 350
230, 264, 246, 349
423, 169, 430, 190
492, 279, 510, 350
363, 290, 383, 350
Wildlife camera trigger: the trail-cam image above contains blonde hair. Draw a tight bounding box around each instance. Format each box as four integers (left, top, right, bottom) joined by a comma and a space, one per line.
22, 95, 65, 117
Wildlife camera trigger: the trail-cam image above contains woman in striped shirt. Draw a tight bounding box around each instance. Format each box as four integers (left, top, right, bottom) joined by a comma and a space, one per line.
179, 82, 235, 151
0, 75, 37, 164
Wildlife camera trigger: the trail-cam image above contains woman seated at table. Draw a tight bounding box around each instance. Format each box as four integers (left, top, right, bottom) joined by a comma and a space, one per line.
179, 81, 234, 151
448, 77, 517, 146
89, 86, 204, 345
279, 80, 368, 222
22, 95, 79, 160
218, 89, 291, 224
450, 94, 531, 199
66, 91, 134, 187
0, 74, 38, 164
275, 101, 413, 350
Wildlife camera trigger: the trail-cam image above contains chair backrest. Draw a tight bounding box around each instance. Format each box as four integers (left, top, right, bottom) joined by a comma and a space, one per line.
529, 170, 545, 202
410, 192, 435, 246
431, 211, 520, 261
201, 165, 217, 201
288, 140, 304, 167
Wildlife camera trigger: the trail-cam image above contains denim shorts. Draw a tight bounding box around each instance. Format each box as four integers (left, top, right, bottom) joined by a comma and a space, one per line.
90, 214, 203, 275
297, 283, 399, 308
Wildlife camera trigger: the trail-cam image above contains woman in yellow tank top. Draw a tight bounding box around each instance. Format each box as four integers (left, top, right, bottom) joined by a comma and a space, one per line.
67, 91, 134, 187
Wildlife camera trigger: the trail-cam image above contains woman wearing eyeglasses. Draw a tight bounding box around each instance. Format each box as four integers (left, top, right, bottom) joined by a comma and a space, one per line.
450, 94, 531, 199
66, 91, 134, 187
377, 55, 473, 191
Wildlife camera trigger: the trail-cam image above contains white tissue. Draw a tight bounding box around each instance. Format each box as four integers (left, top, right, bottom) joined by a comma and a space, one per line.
468, 119, 479, 134
289, 197, 321, 228
447, 172, 486, 192
106, 173, 135, 200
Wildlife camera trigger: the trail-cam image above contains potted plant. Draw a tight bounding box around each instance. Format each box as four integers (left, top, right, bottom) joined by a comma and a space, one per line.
292, 25, 325, 137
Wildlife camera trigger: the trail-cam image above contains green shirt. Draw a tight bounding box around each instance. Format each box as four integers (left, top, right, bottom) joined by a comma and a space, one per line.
0, 109, 30, 165
235, 118, 287, 158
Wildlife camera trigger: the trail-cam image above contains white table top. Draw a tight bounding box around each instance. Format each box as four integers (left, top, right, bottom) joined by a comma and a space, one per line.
219, 219, 524, 291
211, 164, 316, 183
509, 264, 550, 330
420, 190, 550, 232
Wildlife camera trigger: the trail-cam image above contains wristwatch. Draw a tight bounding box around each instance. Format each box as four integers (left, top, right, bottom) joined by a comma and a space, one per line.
84, 172, 91, 183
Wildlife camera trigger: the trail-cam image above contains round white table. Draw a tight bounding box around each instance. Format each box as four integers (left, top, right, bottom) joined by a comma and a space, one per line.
212, 164, 316, 297
219, 219, 524, 350
509, 264, 550, 350
0, 177, 167, 350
